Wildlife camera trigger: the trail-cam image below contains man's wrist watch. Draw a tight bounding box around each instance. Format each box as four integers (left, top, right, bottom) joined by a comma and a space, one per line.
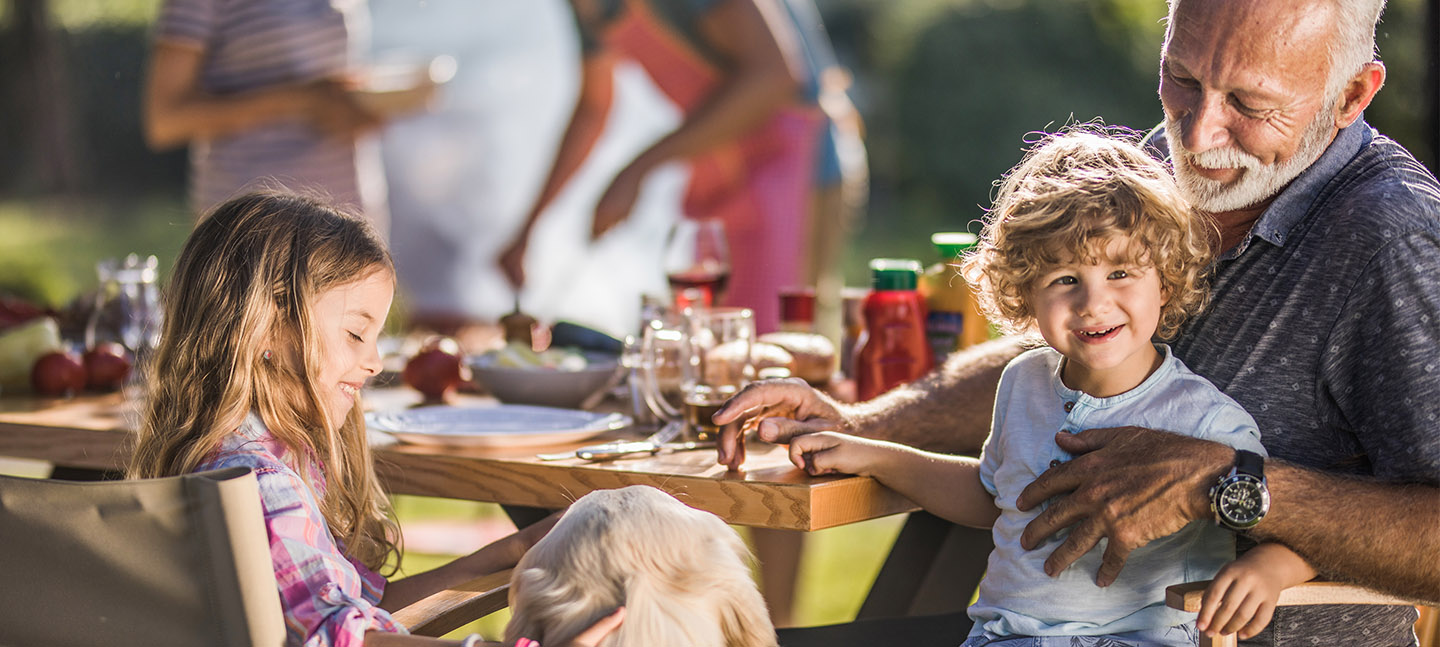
1209, 449, 1270, 531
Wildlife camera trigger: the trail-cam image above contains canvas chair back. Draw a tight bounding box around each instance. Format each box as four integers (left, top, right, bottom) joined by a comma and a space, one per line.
0, 467, 284, 647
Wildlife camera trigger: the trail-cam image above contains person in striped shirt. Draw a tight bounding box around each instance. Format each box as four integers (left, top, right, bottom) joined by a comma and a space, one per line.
143, 0, 390, 233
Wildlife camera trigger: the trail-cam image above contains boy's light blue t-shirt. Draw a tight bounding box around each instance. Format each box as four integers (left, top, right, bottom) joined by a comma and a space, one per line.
970, 345, 1266, 641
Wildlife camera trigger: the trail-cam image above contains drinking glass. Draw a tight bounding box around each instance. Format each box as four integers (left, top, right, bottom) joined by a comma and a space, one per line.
679, 307, 754, 442
630, 307, 687, 426
662, 219, 731, 311
86, 254, 163, 357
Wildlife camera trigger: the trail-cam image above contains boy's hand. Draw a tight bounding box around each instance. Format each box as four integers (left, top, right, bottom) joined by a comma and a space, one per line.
1198, 558, 1280, 639
1198, 543, 1316, 640
713, 377, 851, 471
787, 431, 893, 477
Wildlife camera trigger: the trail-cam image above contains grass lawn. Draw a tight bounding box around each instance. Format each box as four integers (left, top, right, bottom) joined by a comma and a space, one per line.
0, 195, 194, 308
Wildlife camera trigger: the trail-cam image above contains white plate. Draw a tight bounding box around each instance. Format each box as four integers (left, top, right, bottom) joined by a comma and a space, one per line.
367, 404, 630, 448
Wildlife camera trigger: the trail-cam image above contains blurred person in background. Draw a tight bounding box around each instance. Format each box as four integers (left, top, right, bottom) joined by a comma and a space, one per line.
142, 0, 391, 233
789, 0, 868, 348
371, 0, 683, 339
748, 0, 869, 628
369, 0, 580, 335
498, 0, 826, 335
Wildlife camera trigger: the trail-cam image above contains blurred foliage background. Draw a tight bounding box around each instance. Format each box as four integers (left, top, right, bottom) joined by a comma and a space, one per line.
0, 0, 1433, 308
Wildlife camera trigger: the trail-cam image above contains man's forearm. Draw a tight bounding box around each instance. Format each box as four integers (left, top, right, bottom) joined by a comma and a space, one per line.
1255, 462, 1440, 603
850, 337, 1026, 454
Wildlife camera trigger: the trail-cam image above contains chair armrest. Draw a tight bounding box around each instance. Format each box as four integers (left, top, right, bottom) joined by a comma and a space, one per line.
1166, 580, 1417, 612
366, 632, 503, 646
391, 568, 514, 637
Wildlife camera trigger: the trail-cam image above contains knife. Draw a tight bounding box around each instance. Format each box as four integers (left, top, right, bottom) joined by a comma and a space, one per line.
575, 420, 686, 461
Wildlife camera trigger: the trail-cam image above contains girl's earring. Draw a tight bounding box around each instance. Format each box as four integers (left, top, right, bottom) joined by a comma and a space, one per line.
262, 350, 273, 361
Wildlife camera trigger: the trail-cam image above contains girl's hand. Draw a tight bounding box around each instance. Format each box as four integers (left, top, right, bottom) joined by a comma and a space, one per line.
491, 512, 560, 570
787, 431, 892, 477
567, 607, 626, 647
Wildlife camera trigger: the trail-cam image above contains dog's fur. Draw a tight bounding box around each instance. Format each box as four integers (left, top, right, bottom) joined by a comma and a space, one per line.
504, 486, 778, 647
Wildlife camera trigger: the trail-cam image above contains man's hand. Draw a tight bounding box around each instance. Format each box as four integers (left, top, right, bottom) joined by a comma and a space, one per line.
1015, 426, 1231, 586
711, 377, 852, 471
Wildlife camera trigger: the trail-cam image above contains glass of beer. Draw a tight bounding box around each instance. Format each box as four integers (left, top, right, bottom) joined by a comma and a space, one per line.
680, 307, 754, 442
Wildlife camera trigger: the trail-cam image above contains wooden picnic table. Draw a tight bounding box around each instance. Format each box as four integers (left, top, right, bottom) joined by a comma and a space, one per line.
0, 388, 918, 532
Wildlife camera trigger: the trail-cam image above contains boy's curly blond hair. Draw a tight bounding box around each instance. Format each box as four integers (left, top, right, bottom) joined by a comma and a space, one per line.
961, 129, 1216, 340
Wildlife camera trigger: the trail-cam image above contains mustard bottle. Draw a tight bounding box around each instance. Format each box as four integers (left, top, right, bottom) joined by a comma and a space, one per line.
917, 232, 988, 364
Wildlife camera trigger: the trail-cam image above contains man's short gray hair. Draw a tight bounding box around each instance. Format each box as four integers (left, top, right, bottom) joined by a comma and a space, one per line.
1165, 0, 1385, 99
1328, 0, 1386, 95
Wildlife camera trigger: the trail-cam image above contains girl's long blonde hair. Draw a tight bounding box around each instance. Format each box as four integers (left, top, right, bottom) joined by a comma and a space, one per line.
128, 191, 400, 573
505, 486, 777, 647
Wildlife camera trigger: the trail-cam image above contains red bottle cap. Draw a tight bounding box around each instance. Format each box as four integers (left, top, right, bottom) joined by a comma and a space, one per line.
779, 286, 816, 325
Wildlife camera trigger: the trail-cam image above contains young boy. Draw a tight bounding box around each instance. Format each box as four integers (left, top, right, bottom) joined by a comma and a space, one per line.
787, 131, 1316, 645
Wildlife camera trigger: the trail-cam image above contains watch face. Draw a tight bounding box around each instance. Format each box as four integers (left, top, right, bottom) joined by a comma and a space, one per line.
1217, 475, 1270, 528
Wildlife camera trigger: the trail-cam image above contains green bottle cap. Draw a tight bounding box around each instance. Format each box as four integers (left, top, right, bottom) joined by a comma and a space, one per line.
932, 232, 979, 259
869, 258, 921, 291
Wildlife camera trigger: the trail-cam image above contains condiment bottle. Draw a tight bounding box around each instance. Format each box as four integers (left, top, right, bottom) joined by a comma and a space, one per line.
855, 259, 933, 401
838, 286, 868, 380
917, 232, 989, 364
778, 286, 816, 333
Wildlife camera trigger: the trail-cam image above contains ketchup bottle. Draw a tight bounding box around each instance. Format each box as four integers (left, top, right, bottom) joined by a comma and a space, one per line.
855, 259, 933, 401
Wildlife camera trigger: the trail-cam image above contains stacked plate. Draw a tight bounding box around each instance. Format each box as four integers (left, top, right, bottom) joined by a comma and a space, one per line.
367, 405, 629, 448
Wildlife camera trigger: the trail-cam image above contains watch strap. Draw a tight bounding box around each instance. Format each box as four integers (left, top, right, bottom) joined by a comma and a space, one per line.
1234, 449, 1265, 480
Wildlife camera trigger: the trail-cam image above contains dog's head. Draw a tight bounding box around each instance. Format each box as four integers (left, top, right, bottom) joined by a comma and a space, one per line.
505, 485, 777, 647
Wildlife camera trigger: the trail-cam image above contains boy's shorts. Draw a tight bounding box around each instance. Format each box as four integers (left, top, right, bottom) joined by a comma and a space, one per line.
960, 621, 1198, 647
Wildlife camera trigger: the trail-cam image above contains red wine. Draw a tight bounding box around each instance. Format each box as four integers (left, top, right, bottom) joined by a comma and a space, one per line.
668, 268, 731, 309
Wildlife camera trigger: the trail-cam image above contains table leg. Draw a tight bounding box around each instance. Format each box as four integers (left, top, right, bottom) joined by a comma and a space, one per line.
501, 504, 555, 530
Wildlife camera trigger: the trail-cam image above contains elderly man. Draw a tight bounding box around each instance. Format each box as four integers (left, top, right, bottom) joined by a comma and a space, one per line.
716, 0, 1440, 644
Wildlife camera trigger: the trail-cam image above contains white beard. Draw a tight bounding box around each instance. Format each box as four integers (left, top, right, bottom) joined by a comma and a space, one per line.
1166, 108, 1337, 213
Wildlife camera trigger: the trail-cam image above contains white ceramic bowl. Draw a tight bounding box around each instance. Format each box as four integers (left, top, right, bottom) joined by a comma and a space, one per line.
467, 351, 622, 410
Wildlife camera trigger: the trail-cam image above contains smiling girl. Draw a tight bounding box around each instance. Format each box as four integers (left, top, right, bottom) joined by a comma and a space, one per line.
127, 191, 560, 647
786, 131, 1315, 645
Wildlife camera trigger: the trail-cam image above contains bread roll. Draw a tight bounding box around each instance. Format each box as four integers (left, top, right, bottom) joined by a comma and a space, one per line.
757, 332, 836, 385
703, 341, 793, 384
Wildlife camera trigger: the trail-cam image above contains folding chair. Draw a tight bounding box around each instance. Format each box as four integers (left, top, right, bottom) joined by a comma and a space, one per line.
0, 467, 510, 647
1166, 580, 1439, 647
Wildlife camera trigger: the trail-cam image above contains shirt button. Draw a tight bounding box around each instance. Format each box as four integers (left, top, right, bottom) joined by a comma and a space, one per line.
1063, 402, 1074, 412
1049, 459, 1063, 468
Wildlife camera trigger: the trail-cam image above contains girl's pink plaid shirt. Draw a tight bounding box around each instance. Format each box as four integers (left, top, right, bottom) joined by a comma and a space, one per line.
199, 414, 405, 646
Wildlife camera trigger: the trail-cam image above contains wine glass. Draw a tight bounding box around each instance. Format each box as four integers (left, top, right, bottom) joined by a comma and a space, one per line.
662, 219, 731, 310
